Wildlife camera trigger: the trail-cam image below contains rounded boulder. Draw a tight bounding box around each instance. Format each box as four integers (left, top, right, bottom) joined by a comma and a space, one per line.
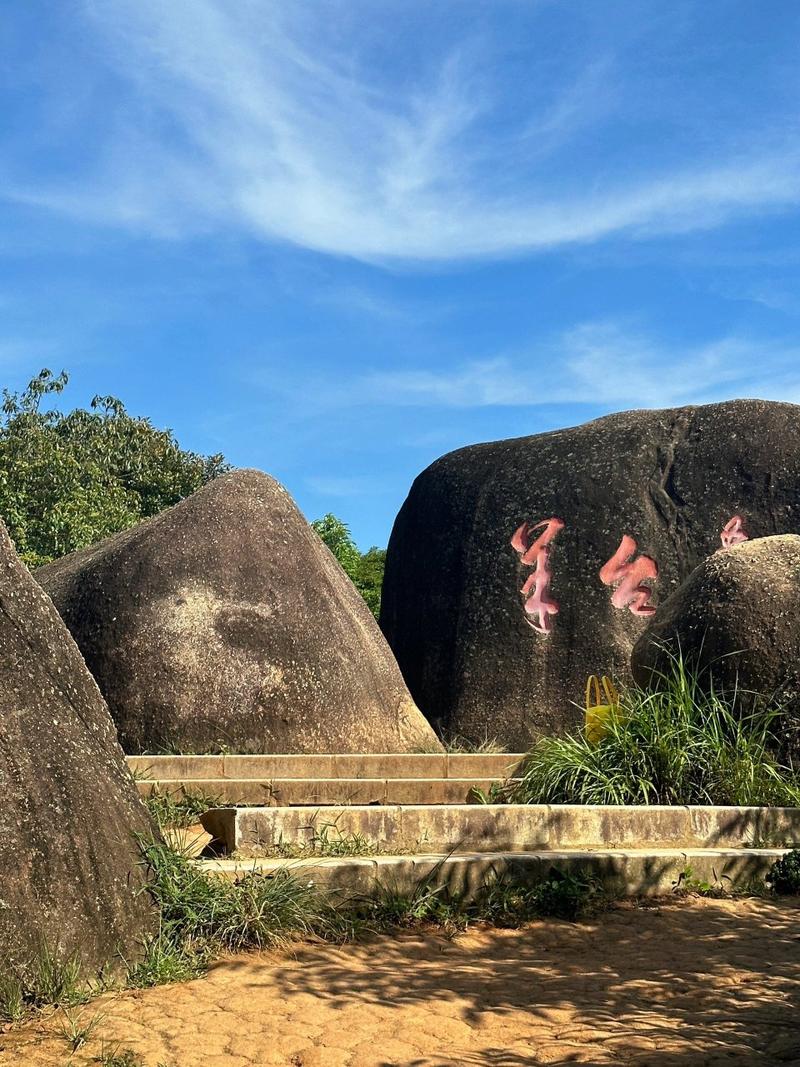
632, 533, 800, 755
37, 469, 441, 754
0, 521, 156, 976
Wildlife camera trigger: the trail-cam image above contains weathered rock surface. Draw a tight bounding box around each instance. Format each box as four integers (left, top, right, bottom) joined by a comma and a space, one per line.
632, 534, 800, 754
0, 521, 156, 975
380, 400, 800, 749
37, 470, 440, 754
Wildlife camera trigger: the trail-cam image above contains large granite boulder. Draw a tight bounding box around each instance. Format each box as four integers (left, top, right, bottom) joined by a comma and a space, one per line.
0, 521, 156, 976
37, 470, 440, 754
380, 400, 800, 749
632, 534, 800, 756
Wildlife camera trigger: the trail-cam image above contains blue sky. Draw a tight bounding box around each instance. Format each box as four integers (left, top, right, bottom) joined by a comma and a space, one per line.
3, 2, 800, 547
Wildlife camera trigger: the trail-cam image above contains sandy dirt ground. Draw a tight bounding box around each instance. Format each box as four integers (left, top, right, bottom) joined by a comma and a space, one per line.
2, 897, 800, 1067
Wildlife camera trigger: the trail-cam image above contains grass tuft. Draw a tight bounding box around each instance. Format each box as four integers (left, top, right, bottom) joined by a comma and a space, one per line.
0, 940, 90, 1022
32, 941, 86, 1006
93, 1046, 171, 1067
0, 974, 24, 1022
58, 1007, 104, 1052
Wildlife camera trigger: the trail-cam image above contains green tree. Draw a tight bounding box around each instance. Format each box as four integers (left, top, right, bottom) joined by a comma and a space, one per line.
0, 369, 228, 567
356, 545, 387, 618
311, 513, 386, 619
310, 513, 362, 576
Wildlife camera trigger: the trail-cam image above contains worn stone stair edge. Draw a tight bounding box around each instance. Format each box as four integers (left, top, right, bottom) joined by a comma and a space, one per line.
126, 753, 527, 780
197, 847, 790, 898
135, 777, 518, 805
201, 803, 800, 856
135, 777, 518, 787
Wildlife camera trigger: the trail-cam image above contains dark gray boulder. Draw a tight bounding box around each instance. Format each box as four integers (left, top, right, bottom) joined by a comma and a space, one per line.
37, 470, 441, 754
632, 534, 800, 756
380, 400, 800, 749
0, 521, 156, 977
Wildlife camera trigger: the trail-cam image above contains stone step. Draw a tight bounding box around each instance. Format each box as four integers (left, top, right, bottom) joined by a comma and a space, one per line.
127, 753, 525, 781
137, 777, 514, 806
200, 802, 800, 857
198, 847, 790, 899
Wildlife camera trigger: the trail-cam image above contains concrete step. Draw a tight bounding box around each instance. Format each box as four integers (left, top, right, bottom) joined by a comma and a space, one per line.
200, 802, 800, 857
137, 777, 515, 806
198, 847, 790, 899
127, 753, 525, 781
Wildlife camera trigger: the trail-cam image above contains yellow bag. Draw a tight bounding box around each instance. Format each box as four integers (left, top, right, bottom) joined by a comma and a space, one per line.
585, 675, 621, 744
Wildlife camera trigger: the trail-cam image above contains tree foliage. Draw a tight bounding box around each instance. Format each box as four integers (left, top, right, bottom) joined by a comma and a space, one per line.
311, 513, 386, 618
0, 369, 228, 567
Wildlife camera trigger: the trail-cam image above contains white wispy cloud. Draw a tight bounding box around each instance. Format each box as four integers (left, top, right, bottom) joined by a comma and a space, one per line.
304, 474, 387, 498
268, 320, 800, 412
4, 1, 800, 261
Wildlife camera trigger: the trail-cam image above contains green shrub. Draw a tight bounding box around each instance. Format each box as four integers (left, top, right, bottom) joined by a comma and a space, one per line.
510, 653, 800, 807
766, 850, 800, 895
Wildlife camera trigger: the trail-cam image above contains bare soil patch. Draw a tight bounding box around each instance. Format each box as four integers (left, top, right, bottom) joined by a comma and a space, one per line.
3, 897, 800, 1066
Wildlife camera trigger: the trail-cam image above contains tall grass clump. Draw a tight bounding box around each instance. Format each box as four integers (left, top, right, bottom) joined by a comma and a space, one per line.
129, 841, 354, 984
510, 653, 800, 806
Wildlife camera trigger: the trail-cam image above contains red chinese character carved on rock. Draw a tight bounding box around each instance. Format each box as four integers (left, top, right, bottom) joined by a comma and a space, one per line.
721, 515, 748, 548
511, 517, 564, 634
599, 534, 658, 616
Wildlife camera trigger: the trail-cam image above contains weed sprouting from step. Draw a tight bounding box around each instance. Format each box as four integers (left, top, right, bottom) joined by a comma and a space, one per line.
263, 822, 382, 860
438, 732, 505, 754
363, 878, 465, 934
469, 781, 514, 804
144, 788, 223, 831
139, 739, 232, 756
673, 866, 730, 898
481, 870, 600, 922
350, 867, 600, 931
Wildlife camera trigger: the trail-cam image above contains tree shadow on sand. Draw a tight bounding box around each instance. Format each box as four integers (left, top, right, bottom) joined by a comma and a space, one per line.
223, 895, 800, 1065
